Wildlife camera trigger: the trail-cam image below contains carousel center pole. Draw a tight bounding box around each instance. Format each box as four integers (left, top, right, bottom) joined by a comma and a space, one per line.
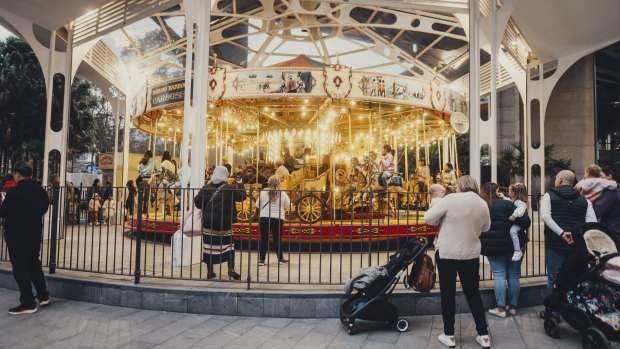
256, 116, 259, 186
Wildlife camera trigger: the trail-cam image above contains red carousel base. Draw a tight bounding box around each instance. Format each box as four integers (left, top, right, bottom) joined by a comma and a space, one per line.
124, 213, 436, 242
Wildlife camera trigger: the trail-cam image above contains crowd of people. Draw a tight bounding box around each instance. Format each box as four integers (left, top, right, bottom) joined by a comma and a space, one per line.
423, 164, 620, 348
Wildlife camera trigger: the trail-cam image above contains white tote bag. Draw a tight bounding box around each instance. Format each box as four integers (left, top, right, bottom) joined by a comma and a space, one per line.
181, 207, 203, 236
171, 230, 201, 267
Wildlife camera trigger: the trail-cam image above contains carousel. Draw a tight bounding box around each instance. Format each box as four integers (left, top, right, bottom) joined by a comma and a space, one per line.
125, 54, 468, 242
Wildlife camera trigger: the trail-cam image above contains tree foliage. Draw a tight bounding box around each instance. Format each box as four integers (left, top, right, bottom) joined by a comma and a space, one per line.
498, 142, 572, 187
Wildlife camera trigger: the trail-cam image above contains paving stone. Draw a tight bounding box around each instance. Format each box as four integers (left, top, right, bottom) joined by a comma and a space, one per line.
415, 295, 440, 315
315, 297, 341, 318
121, 289, 142, 308
142, 292, 164, 311
263, 297, 290, 317
188, 294, 213, 314
290, 298, 316, 318
163, 293, 188, 313
102, 287, 122, 306
212, 293, 238, 315
237, 296, 263, 317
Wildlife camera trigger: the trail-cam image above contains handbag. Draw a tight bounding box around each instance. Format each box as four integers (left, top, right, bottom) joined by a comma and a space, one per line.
182, 184, 226, 236
407, 253, 436, 293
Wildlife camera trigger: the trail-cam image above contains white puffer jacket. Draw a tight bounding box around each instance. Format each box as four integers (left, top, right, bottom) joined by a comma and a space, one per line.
255, 190, 292, 220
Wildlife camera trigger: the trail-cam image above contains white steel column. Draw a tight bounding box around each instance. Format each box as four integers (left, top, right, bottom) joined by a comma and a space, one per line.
42, 30, 56, 186
189, 0, 211, 189
112, 94, 120, 193
58, 25, 73, 186
489, 0, 498, 183
468, 0, 481, 183
121, 93, 132, 188
180, 0, 194, 189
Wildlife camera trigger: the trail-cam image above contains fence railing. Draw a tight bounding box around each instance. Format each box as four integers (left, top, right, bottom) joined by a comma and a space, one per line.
0, 185, 547, 288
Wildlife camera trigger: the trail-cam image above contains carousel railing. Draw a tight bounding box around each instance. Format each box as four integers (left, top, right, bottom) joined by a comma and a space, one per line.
0, 185, 547, 288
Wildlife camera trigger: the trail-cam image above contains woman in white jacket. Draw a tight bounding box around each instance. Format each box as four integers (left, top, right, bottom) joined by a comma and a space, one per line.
256, 176, 292, 265
424, 175, 492, 348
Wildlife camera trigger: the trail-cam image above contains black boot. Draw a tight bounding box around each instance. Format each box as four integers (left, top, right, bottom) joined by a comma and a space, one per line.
206, 266, 216, 279
228, 268, 241, 280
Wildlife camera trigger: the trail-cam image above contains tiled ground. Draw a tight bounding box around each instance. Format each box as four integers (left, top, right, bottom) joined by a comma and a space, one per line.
0, 287, 592, 349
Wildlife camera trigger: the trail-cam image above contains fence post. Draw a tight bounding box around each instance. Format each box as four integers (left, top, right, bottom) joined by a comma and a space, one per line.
48, 184, 60, 274
134, 184, 144, 284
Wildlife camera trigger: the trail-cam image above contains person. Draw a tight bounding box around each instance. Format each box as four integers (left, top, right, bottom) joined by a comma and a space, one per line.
593, 167, 620, 235
575, 164, 617, 202
86, 179, 102, 225
137, 150, 157, 182
0, 161, 50, 314
125, 180, 136, 222
541, 170, 597, 319
506, 183, 528, 261
256, 176, 291, 266
602, 167, 615, 181
274, 160, 289, 182
159, 151, 176, 180
440, 163, 457, 189
479, 182, 530, 318
424, 176, 491, 348
194, 166, 245, 280
415, 159, 430, 192
378, 144, 395, 193
428, 183, 445, 207
100, 181, 114, 224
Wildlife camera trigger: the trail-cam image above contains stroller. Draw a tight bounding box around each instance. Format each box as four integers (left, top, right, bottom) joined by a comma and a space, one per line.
542, 223, 620, 349
340, 237, 429, 335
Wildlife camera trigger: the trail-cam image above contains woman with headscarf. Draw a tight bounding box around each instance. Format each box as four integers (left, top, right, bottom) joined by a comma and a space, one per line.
194, 166, 246, 280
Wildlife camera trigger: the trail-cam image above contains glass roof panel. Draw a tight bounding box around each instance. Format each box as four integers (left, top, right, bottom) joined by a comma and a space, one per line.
272, 40, 321, 56
101, 31, 138, 62
124, 17, 170, 53
338, 49, 392, 68
162, 15, 186, 40
358, 64, 408, 75
153, 64, 185, 79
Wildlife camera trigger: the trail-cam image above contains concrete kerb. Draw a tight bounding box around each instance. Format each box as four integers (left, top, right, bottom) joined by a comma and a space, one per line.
0, 268, 546, 318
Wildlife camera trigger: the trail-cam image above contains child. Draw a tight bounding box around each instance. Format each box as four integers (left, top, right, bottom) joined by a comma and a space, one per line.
429, 183, 446, 207
575, 164, 617, 202
506, 184, 528, 261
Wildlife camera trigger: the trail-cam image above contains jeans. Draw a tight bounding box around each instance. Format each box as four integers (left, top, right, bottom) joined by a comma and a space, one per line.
8, 245, 49, 308
378, 172, 391, 190
546, 248, 569, 297
259, 217, 284, 261
487, 248, 525, 307
436, 251, 488, 336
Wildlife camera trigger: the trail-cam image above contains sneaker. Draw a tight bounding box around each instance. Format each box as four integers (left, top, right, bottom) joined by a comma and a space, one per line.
258, 260, 265, 266
488, 308, 507, 318
511, 251, 523, 261
8, 305, 37, 315
39, 298, 51, 307
437, 334, 456, 348
507, 306, 517, 316
278, 259, 289, 264
476, 335, 491, 348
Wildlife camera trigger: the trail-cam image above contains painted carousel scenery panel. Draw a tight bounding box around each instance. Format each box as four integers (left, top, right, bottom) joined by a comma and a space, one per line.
235, 71, 315, 94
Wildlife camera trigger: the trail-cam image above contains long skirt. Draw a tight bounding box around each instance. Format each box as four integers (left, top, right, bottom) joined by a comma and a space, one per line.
202, 228, 234, 267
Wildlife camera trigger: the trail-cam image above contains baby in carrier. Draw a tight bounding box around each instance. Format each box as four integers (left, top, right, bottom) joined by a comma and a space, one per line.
505, 184, 528, 261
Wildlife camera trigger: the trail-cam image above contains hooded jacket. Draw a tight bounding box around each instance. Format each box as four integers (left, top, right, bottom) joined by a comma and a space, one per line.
0, 179, 49, 247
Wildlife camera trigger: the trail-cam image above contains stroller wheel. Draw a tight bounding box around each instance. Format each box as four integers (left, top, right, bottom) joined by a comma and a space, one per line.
544, 318, 560, 338
581, 328, 609, 349
396, 318, 409, 332
347, 319, 356, 335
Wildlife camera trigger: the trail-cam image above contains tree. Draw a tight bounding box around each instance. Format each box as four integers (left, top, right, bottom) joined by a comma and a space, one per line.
497, 142, 572, 188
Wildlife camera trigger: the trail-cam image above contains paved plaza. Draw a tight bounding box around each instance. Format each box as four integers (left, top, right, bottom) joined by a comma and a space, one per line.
0, 287, 588, 349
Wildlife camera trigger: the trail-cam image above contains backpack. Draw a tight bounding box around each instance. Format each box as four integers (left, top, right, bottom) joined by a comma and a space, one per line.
406, 253, 436, 293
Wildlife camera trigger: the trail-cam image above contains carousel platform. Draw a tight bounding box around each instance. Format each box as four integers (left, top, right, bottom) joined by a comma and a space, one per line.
123, 210, 436, 242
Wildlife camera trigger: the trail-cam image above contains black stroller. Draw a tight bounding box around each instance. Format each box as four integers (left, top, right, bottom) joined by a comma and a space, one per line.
542, 223, 620, 349
340, 237, 429, 335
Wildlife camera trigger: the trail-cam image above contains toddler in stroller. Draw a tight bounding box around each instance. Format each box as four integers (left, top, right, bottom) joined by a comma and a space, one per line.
542, 222, 620, 349
340, 238, 430, 335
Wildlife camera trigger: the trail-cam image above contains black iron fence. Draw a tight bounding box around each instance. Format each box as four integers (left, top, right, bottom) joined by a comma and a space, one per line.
0, 185, 547, 287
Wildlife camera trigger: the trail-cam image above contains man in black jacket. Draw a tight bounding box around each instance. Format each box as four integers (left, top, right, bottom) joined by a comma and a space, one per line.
0, 161, 50, 314
540, 170, 597, 320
